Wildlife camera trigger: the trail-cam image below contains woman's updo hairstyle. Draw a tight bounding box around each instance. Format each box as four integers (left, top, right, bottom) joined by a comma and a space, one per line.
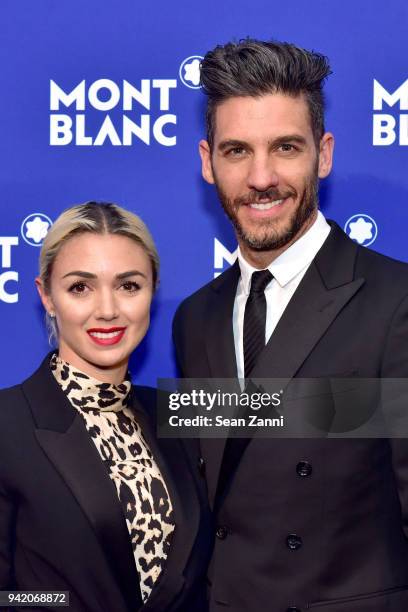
39, 201, 159, 343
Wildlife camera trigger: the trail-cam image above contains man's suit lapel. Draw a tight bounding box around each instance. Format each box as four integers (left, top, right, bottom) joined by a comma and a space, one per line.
201, 262, 240, 507
205, 260, 240, 380
22, 355, 142, 612
250, 265, 364, 380
250, 222, 364, 380
214, 223, 366, 510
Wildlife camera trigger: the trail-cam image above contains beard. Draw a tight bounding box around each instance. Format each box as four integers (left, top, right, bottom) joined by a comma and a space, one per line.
214, 168, 319, 252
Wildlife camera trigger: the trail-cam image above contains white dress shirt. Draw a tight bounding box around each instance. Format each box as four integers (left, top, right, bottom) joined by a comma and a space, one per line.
233, 211, 331, 379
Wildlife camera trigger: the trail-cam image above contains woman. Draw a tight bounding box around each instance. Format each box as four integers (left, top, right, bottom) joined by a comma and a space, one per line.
0, 202, 212, 612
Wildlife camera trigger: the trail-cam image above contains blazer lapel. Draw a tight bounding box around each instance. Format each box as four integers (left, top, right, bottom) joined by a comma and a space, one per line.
202, 262, 241, 507
250, 263, 364, 380
22, 356, 142, 612
215, 223, 366, 511
205, 260, 240, 380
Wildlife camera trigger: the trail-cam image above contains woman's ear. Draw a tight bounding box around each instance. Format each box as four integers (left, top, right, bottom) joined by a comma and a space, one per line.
35, 277, 55, 317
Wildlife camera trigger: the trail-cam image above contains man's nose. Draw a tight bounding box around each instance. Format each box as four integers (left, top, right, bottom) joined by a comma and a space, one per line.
95, 289, 119, 320
247, 153, 279, 192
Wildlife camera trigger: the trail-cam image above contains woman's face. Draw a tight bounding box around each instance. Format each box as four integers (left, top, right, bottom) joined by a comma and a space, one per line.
37, 233, 153, 383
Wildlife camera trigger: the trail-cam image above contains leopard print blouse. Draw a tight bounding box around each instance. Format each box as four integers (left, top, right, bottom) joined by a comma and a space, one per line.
50, 353, 175, 602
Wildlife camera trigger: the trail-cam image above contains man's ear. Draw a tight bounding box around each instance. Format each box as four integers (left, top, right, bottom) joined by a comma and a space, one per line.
35, 277, 55, 317
318, 132, 335, 179
199, 139, 215, 184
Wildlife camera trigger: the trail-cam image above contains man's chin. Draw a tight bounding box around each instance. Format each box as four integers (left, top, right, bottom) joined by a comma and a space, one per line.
235, 220, 295, 252
239, 232, 294, 252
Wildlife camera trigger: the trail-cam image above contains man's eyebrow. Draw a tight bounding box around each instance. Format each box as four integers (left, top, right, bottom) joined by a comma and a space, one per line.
217, 139, 248, 152
271, 134, 307, 147
217, 135, 308, 152
62, 270, 147, 280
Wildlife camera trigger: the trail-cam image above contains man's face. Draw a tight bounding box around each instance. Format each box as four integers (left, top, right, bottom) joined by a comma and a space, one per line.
200, 93, 334, 253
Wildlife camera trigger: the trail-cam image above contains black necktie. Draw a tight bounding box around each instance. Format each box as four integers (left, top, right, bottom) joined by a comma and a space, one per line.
214, 268, 273, 513
243, 269, 273, 379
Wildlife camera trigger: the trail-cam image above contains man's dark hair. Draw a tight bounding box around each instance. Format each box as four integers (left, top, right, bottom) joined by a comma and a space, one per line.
200, 38, 332, 149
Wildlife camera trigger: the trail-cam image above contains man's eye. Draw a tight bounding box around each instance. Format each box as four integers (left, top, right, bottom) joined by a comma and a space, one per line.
68, 282, 88, 294
226, 147, 246, 157
279, 143, 296, 152
121, 281, 140, 293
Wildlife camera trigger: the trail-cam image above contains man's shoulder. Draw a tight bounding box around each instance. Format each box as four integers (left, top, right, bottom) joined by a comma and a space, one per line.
175, 278, 214, 315
323, 221, 408, 292
174, 262, 239, 318
357, 243, 408, 284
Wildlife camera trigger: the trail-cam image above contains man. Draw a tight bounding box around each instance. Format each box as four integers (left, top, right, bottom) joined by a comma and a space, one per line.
173, 39, 408, 611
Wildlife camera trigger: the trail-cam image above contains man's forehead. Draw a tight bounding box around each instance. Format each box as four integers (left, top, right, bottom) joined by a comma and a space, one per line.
212, 92, 312, 140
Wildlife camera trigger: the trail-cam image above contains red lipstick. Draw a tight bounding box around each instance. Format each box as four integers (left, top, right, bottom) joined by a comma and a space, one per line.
87, 327, 126, 346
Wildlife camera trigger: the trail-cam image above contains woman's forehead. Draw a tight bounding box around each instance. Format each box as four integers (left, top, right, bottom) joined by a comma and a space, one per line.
53, 233, 151, 275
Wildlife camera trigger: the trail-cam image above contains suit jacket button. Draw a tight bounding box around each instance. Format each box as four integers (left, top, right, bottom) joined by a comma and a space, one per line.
198, 456, 206, 476
296, 461, 312, 477
216, 526, 228, 540
286, 534, 302, 550
287, 608, 301, 612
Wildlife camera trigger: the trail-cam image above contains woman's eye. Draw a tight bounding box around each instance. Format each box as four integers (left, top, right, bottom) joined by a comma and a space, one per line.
68, 282, 88, 294
121, 281, 140, 293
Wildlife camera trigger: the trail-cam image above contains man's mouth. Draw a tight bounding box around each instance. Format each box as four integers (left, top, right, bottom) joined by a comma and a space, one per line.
248, 199, 284, 211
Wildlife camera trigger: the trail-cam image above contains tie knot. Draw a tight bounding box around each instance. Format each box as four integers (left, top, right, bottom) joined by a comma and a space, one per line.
250, 269, 272, 294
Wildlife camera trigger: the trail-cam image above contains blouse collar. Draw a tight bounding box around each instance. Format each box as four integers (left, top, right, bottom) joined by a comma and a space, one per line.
50, 352, 131, 413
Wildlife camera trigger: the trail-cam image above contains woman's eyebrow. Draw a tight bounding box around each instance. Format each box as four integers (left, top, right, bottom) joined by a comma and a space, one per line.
62, 270, 147, 279
62, 271, 96, 279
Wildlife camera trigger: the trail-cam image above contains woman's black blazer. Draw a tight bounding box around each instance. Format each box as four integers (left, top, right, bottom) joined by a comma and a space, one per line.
0, 354, 213, 611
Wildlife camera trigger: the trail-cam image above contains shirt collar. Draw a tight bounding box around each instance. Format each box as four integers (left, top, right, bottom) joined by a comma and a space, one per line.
237, 210, 331, 294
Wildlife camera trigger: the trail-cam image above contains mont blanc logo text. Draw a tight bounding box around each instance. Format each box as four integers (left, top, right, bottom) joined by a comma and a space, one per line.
0, 237, 18, 303
373, 78, 408, 145
214, 238, 238, 278
50, 78, 177, 146
344, 214, 378, 247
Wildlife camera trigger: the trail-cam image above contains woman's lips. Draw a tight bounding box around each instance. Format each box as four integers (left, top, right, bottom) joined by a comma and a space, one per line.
87, 327, 126, 346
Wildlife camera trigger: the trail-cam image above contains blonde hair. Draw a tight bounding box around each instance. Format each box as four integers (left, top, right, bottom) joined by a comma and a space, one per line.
39, 201, 159, 343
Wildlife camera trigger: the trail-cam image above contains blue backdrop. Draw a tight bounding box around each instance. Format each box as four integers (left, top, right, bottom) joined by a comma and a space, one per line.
1, 0, 407, 387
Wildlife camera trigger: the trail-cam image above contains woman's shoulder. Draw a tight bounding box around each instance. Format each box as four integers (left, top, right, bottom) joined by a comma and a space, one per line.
0, 381, 27, 414
0, 381, 34, 465
0, 387, 36, 448
0, 353, 53, 422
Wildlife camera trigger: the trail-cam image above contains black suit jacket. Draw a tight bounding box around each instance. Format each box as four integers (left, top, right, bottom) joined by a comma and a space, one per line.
0, 355, 213, 612
173, 222, 408, 611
